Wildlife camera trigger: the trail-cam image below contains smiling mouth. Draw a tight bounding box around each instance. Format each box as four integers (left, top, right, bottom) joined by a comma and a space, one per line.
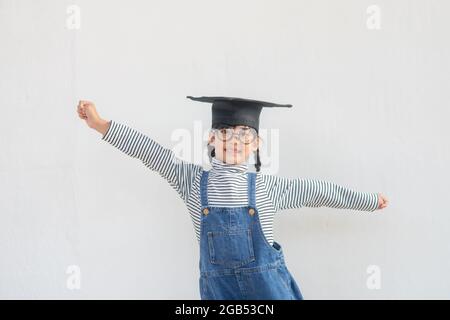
223, 148, 243, 153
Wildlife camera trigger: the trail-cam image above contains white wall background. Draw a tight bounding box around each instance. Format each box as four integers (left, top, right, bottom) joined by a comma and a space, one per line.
1, 0, 449, 299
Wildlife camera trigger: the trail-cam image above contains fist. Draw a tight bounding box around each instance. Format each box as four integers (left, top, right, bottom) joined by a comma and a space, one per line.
377, 193, 388, 210
77, 100, 102, 129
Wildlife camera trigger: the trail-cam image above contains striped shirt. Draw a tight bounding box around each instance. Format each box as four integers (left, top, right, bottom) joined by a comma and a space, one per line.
101, 120, 379, 245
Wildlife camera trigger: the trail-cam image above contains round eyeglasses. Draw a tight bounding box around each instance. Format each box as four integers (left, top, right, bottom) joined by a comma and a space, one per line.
212, 127, 258, 144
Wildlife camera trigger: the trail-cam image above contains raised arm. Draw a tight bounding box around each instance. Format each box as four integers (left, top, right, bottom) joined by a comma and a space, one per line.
77, 100, 202, 203
261, 174, 380, 212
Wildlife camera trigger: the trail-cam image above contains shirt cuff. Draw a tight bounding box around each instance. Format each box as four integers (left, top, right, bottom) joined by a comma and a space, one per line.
101, 120, 115, 142
369, 193, 379, 212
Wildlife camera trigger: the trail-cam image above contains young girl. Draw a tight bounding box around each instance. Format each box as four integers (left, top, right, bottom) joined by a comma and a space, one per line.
77, 97, 388, 300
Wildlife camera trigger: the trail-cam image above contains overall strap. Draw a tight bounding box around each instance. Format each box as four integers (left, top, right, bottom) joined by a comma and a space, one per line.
200, 170, 209, 207
247, 172, 256, 208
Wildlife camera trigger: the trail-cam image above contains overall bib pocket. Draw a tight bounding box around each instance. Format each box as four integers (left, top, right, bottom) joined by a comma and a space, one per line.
207, 228, 256, 268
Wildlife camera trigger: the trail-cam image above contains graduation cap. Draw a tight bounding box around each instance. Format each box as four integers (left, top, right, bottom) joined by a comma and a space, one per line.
186, 96, 292, 132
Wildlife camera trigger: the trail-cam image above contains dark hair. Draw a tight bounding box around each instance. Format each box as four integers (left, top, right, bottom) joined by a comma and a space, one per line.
208, 124, 261, 172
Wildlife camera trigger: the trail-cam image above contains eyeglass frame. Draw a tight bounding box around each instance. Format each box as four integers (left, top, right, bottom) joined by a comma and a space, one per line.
211, 126, 258, 144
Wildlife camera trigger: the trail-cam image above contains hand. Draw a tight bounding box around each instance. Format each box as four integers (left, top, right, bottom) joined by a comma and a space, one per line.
377, 193, 389, 210
77, 100, 110, 135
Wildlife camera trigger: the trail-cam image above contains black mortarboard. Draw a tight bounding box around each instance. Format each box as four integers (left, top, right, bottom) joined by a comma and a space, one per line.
186, 96, 292, 132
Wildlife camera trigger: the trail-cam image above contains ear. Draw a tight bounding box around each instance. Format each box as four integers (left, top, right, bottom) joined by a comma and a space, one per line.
208, 132, 215, 146
251, 136, 260, 152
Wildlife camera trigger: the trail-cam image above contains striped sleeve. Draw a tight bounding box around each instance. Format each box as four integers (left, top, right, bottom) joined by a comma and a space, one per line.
261, 174, 379, 212
101, 120, 202, 203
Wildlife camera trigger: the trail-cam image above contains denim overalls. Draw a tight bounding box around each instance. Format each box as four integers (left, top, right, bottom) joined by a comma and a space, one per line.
198, 169, 304, 300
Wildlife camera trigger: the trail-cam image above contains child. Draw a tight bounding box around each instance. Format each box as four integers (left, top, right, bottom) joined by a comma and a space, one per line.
76, 97, 388, 300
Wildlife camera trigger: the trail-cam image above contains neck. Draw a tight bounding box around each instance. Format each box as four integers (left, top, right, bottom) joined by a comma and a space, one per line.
211, 157, 249, 173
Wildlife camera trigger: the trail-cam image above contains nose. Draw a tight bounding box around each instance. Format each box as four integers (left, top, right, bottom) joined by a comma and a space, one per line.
226, 136, 239, 147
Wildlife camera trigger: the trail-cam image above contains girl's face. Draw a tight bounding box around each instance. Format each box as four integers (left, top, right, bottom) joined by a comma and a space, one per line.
208, 125, 260, 165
